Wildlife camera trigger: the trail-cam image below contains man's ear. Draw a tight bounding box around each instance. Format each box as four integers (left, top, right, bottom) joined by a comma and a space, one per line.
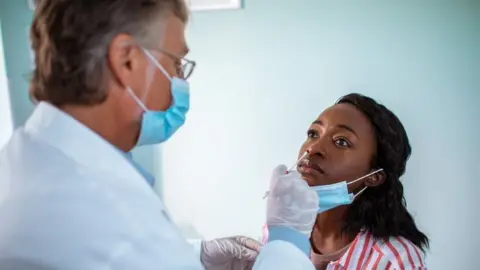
107, 34, 140, 89
365, 170, 386, 187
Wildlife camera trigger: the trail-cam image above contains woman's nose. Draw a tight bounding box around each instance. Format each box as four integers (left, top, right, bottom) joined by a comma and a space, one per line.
307, 139, 327, 158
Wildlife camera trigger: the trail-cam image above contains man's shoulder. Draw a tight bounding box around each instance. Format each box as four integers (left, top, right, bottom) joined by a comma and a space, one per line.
1, 128, 73, 168
0, 130, 88, 187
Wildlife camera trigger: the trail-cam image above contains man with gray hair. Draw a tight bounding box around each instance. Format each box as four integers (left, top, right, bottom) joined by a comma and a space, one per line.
0, 1, 317, 269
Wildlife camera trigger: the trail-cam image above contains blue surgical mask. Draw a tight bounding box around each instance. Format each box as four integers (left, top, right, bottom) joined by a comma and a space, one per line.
313, 169, 383, 213
127, 49, 190, 146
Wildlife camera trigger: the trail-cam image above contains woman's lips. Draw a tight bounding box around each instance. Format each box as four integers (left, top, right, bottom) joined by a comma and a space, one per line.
297, 160, 325, 176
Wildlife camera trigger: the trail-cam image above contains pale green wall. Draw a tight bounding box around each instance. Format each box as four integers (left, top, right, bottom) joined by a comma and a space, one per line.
0, 1, 34, 127
1, 1, 479, 269
0, 20, 14, 148
166, 1, 479, 269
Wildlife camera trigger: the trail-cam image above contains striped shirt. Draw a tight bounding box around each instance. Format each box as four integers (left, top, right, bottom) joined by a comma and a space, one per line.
313, 232, 427, 269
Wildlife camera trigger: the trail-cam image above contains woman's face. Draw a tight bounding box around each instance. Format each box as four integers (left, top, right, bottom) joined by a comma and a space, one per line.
298, 103, 378, 191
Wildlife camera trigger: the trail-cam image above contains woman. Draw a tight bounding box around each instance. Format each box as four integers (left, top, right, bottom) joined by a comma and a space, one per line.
294, 93, 429, 269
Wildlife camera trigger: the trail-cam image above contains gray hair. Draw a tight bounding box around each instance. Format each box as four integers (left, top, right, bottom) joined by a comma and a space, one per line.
30, 0, 188, 106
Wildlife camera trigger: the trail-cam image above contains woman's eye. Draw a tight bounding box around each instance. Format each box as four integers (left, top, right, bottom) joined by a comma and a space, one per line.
307, 129, 318, 139
334, 138, 351, 148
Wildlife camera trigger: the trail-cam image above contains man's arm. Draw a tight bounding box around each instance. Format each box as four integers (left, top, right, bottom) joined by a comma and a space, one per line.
187, 237, 260, 269
253, 240, 314, 270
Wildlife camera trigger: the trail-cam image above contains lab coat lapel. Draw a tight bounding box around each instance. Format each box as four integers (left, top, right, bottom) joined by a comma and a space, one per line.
24, 102, 145, 187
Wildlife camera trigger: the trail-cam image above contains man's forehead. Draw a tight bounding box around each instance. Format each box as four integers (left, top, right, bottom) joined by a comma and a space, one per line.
159, 16, 188, 56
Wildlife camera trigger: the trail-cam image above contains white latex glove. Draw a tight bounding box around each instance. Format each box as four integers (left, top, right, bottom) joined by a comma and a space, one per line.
266, 165, 319, 236
200, 236, 261, 270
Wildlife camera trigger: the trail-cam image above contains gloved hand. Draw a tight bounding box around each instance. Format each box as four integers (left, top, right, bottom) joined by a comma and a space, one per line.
200, 236, 262, 270
266, 164, 318, 236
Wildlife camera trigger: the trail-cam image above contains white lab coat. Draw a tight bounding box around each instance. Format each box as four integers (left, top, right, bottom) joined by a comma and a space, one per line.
0, 102, 314, 270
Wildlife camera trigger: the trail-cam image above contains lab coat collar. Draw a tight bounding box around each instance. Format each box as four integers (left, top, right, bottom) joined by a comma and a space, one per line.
124, 152, 156, 186
24, 102, 142, 182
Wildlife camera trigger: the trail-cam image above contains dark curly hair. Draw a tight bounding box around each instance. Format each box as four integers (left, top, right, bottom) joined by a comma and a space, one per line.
337, 93, 429, 252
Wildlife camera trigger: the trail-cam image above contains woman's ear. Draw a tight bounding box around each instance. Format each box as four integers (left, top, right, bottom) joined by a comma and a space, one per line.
365, 170, 386, 187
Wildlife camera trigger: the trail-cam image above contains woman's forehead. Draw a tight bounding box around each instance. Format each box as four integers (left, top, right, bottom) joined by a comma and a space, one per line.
316, 103, 374, 135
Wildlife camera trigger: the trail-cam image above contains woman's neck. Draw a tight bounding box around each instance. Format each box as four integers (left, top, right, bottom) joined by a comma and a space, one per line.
310, 207, 357, 254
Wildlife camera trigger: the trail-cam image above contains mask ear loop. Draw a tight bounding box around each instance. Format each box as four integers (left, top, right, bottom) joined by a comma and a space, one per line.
142, 49, 172, 82
140, 63, 156, 102
122, 46, 160, 109
353, 186, 368, 199
126, 87, 148, 112
347, 168, 384, 199
125, 60, 153, 111
127, 49, 175, 111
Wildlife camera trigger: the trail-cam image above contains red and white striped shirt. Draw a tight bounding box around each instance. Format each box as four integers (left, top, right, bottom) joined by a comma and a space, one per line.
313, 231, 427, 270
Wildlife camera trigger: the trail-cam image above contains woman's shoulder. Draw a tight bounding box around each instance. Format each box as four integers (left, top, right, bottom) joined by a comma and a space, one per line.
330, 232, 427, 269
369, 233, 427, 269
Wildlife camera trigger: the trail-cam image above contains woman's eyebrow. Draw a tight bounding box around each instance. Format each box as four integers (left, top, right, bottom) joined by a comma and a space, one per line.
312, 120, 358, 138
337, 124, 358, 138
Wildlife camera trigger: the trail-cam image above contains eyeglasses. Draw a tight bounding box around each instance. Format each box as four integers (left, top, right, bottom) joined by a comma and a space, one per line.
149, 48, 196, 80
178, 57, 196, 80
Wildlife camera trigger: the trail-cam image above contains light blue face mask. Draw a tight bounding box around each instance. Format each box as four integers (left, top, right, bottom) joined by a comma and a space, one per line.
313, 168, 384, 213
127, 49, 190, 146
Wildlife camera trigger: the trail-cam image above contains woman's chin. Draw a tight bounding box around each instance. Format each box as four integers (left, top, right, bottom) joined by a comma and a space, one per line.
300, 174, 317, 186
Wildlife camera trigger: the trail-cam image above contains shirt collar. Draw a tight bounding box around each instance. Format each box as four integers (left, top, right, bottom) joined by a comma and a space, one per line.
24, 102, 142, 182
334, 232, 375, 268
124, 152, 156, 186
